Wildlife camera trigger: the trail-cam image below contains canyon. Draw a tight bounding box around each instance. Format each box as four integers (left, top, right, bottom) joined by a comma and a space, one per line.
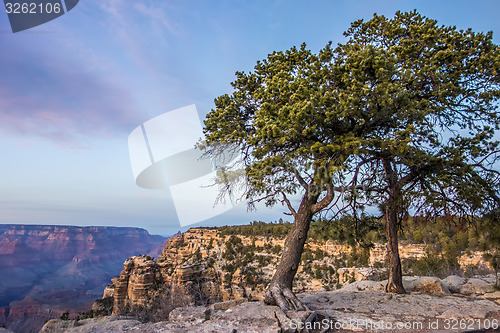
0, 223, 494, 332
39, 224, 500, 332
0, 224, 167, 333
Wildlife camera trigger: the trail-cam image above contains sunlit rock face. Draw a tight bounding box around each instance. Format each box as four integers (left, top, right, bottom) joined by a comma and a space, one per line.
103, 226, 493, 317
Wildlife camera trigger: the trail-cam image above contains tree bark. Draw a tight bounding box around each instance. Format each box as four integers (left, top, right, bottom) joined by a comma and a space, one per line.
385, 196, 406, 293
381, 158, 406, 294
264, 194, 315, 311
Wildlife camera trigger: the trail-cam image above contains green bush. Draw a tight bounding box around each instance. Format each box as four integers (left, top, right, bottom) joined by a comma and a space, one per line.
60, 311, 70, 321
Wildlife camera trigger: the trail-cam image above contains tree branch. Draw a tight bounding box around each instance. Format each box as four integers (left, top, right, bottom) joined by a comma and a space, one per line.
312, 183, 335, 214
281, 193, 297, 218
293, 168, 309, 190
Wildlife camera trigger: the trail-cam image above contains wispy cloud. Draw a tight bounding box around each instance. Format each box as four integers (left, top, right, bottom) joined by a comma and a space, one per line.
0, 4, 150, 146
0, 45, 141, 145
96, 0, 182, 78
133, 2, 180, 37
0, 0, 190, 147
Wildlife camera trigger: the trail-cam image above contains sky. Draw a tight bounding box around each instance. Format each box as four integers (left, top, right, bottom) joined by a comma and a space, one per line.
0, 0, 499, 236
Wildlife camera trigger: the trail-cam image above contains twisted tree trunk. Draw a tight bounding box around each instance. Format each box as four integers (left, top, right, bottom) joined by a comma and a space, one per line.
382, 158, 406, 294
385, 199, 406, 293
264, 195, 315, 311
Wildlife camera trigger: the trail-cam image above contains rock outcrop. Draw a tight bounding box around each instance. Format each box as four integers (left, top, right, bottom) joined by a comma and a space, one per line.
42, 286, 500, 333
402, 276, 450, 294
0, 224, 166, 333
102, 228, 330, 315
101, 227, 494, 317
460, 278, 495, 295
37, 222, 498, 332
344, 275, 497, 297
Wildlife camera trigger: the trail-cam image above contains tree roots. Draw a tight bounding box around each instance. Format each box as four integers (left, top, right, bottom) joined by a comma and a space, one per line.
264, 284, 309, 311
385, 281, 406, 294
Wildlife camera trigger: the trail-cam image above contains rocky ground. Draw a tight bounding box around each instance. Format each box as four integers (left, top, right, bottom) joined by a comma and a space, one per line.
37, 275, 500, 333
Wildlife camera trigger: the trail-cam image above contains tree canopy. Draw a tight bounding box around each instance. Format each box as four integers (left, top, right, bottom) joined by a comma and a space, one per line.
202, 10, 500, 305
332, 10, 500, 214
203, 43, 348, 309
203, 43, 345, 211
329, 11, 500, 291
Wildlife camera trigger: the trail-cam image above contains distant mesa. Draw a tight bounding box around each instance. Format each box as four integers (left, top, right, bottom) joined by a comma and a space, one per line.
0, 224, 167, 333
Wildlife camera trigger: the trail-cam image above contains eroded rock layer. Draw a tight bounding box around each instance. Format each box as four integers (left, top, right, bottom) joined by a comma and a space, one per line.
103, 227, 492, 316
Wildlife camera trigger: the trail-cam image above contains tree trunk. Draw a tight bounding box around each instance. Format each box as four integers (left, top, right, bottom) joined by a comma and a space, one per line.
385, 198, 406, 293
264, 195, 315, 311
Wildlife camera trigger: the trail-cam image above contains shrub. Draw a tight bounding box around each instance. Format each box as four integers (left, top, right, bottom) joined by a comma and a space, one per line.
60, 311, 69, 321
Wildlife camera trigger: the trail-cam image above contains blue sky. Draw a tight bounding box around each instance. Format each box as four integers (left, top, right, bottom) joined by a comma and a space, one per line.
0, 0, 499, 236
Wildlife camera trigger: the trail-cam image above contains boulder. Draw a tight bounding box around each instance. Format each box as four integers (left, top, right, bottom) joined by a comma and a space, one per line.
41, 288, 500, 333
442, 275, 466, 293
346, 277, 450, 294
401, 276, 418, 292
342, 280, 385, 292
459, 278, 494, 295
406, 276, 450, 294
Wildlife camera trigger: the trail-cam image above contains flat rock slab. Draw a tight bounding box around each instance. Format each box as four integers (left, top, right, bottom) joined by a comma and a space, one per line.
298, 290, 500, 332
41, 290, 500, 333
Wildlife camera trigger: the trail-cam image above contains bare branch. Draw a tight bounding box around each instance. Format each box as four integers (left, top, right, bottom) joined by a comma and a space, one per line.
281, 193, 297, 218
248, 192, 278, 205
293, 168, 309, 190
472, 150, 500, 167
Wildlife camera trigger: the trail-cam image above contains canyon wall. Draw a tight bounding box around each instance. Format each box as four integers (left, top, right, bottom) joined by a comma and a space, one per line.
0, 224, 167, 333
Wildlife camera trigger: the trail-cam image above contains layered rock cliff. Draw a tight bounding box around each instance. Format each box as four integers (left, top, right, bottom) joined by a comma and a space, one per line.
0, 224, 167, 333
102, 227, 492, 317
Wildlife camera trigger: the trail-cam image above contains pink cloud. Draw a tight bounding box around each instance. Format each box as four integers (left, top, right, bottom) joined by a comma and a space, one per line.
0, 49, 142, 146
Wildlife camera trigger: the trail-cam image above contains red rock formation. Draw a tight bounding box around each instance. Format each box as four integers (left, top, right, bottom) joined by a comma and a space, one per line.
0, 224, 167, 333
